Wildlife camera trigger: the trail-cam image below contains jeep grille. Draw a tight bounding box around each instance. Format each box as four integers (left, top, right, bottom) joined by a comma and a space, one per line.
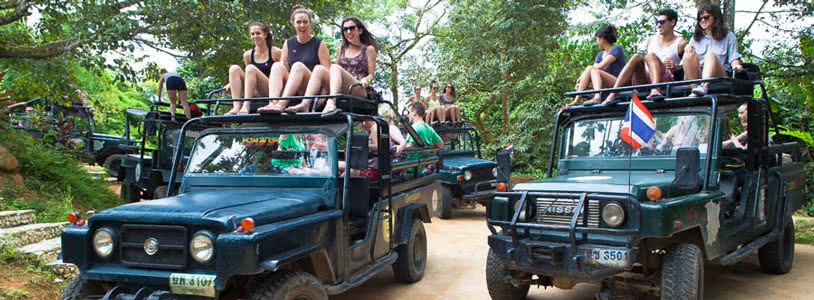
470, 166, 495, 181
120, 224, 187, 270
534, 197, 600, 227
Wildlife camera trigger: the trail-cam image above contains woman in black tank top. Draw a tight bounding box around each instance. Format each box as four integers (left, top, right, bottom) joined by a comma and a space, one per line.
257, 5, 330, 113
224, 20, 281, 115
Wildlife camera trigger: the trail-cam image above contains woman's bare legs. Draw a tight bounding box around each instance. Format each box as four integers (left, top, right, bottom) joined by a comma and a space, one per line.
450, 105, 461, 122
263, 62, 312, 112
287, 65, 330, 113
178, 90, 191, 118
586, 68, 617, 104
566, 65, 594, 107
242, 65, 270, 114
322, 64, 367, 114
258, 62, 289, 112
226, 65, 245, 115
702, 51, 727, 78
435, 106, 446, 123
603, 54, 647, 104
168, 90, 178, 120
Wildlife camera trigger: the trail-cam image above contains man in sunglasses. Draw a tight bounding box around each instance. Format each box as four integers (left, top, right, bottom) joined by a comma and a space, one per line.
603, 8, 687, 103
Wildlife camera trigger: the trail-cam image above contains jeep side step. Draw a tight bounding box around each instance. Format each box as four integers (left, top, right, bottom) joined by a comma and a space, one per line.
718, 231, 779, 265
325, 252, 397, 295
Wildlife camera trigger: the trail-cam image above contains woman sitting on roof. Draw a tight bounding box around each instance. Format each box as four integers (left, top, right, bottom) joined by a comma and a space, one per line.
681, 5, 744, 96
564, 25, 626, 108
285, 16, 378, 117
224, 20, 282, 115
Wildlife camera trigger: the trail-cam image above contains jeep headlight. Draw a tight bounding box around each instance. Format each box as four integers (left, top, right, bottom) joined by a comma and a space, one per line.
190, 231, 215, 264
134, 163, 142, 181
492, 167, 498, 178
602, 202, 625, 227
513, 199, 534, 222
93, 228, 116, 259
464, 170, 472, 181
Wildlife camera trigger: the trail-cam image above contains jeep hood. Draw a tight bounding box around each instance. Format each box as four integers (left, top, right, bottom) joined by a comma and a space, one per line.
441, 154, 496, 169
91, 188, 326, 230
513, 171, 676, 195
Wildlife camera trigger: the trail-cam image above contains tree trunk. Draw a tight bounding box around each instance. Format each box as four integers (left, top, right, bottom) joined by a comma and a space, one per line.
501, 92, 509, 134
389, 63, 400, 108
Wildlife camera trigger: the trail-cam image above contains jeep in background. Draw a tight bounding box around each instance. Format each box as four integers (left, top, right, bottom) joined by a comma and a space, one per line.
486, 73, 804, 300
61, 94, 442, 300
5, 97, 138, 177
434, 123, 499, 219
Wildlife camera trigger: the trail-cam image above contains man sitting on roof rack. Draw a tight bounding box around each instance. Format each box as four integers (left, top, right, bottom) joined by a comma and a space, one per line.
682, 5, 744, 96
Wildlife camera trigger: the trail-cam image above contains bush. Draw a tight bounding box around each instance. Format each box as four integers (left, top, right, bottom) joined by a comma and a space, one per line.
0, 129, 120, 222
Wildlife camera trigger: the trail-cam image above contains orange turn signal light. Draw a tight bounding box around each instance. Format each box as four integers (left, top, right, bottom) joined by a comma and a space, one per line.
497, 183, 507, 192
457, 175, 464, 181
646, 186, 663, 201
240, 218, 255, 232
67, 212, 81, 224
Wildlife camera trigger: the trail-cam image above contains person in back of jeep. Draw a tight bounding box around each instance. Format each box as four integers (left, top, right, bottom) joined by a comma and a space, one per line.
396, 101, 444, 159
271, 134, 305, 172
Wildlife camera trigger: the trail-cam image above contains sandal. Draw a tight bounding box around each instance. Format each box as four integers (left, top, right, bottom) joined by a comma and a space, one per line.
320, 107, 342, 117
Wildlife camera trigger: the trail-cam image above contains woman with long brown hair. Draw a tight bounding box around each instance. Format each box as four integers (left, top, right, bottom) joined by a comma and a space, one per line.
681, 4, 743, 96
224, 20, 282, 115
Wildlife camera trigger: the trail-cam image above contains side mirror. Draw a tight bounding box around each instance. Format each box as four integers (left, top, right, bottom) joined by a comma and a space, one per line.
674, 147, 700, 189
496, 150, 511, 184
350, 133, 369, 170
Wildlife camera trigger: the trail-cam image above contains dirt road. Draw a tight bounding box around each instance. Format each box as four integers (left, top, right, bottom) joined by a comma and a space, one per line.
332, 208, 814, 300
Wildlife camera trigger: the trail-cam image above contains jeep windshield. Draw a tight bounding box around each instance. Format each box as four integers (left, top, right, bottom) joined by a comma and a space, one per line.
187, 131, 333, 176
563, 110, 711, 159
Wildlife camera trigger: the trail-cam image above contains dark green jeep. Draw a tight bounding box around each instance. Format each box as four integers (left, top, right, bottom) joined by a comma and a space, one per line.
434, 123, 499, 219
486, 76, 805, 300
61, 95, 442, 300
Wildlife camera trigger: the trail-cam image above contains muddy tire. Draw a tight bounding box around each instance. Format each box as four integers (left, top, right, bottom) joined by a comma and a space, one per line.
120, 182, 140, 203
660, 243, 704, 300
103, 154, 123, 178
759, 216, 795, 274
248, 271, 327, 300
392, 219, 427, 283
62, 276, 106, 300
153, 185, 169, 200
486, 248, 529, 300
440, 185, 453, 219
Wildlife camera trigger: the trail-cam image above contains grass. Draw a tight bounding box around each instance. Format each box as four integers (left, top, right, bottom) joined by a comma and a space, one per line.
795, 218, 814, 245
0, 128, 121, 222
0, 239, 64, 300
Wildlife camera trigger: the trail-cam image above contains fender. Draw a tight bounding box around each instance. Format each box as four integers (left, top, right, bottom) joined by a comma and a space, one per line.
394, 203, 431, 246
259, 245, 336, 284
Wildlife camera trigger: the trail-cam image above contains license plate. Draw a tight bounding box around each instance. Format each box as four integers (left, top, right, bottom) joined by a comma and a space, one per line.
169, 273, 216, 297
587, 248, 630, 268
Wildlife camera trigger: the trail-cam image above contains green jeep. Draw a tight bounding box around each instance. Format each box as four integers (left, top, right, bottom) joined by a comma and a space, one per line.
486, 76, 805, 299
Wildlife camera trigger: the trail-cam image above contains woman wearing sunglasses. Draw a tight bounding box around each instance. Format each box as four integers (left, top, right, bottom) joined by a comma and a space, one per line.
257, 5, 330, 113
682, 4, 743, 96
224, 20, 282, 115
285, 17, 378, 116
565, 24, 626, 108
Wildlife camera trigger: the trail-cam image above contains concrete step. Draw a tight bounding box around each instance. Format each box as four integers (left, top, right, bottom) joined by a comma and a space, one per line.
19, 237, 61, 262
48, 259, 78, 279
0, 222, 67, 247
0, 210, 36, 229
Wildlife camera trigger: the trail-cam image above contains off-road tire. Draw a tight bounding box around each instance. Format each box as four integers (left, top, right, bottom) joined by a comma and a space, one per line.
120, 183, 140, 203
103, 154, 123, 178
248, 271, 327, 300
758, 216, 795, 274
440, 185, 453, 219
486, 248, 529, 300
62, 276, 106, 300
660, 243, 704, 300
392, 219, 427, 283
153, 185, 169, 200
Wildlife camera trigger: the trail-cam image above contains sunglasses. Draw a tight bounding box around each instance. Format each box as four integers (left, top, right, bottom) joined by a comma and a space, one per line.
656, 19, 667, 25
343, 25, 358, 32
698, 15, 712, 21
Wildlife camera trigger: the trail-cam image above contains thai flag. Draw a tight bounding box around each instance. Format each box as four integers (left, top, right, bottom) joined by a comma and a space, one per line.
619, 94, 655, 149
505, 143, 514, 152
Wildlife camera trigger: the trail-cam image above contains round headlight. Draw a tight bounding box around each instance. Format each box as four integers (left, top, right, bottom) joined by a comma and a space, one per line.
134, 163, 142, 181
513, 200, 526, 221
492, 167, 498, 178
93, 228, 115, 258
464, 170, 473, 181
190, 231, 215, 264
602, 202, 626, 227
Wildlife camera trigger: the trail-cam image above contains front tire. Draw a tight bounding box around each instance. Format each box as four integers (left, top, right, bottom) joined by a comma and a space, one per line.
120, 183, 140, 203
440, 185, 453, 219
62, 276, 106, 300
248, 271, 327, 300
486, 248, 529, 300
660, 243, 703, 300
392, 219, 427, 283
758, 216, 795, 274
103, 154, 123, 178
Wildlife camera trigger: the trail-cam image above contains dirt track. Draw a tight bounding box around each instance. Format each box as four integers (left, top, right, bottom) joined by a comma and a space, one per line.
331, 208, 814, 300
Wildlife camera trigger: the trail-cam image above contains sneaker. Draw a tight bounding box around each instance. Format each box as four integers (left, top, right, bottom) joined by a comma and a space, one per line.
691, 84, 708, 96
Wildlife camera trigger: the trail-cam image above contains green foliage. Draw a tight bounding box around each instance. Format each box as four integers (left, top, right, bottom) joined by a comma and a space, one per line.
795, 219, 814, 244
0, 129, 120, 222
0, 287, 29, 300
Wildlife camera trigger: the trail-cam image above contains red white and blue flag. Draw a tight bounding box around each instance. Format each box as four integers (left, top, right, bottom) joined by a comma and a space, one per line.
505, 143, 514, 152
619, 94, 655, 149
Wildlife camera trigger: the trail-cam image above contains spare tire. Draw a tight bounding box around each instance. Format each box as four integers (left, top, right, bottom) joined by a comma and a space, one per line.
103, 154, 124, 178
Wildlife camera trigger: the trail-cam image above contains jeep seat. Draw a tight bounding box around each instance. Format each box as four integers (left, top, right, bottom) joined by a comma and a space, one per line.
719, 156, 746, 217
